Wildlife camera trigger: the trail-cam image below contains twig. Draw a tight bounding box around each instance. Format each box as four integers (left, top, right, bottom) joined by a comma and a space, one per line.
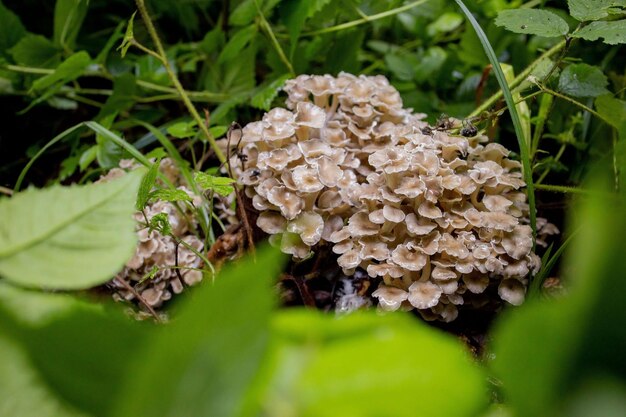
113, 277, 162, 323
134, 0, 226, 163
281, 273, 316, 307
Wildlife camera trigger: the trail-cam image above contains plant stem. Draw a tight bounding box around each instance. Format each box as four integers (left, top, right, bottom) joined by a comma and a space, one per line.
298, 0, 430, 37
468, 39, 566, 118
255, 0, 294, 75
534, 183, 589, 194
537, 85, 612, 125
135, 0, 226, 163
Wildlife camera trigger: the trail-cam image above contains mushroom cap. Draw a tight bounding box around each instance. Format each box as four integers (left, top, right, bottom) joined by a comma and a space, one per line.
287, 212, 325, 246
408, 281, 443, 309
295, 101, 326, 128
498, 279, 526, 305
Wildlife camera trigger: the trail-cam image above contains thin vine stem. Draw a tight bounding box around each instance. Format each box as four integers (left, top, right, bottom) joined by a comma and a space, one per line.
135, 0, 226, 163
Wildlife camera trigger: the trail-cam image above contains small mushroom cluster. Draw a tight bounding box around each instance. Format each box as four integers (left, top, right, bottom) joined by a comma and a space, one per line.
99, 158, 205, 309
232, 72, 557, 321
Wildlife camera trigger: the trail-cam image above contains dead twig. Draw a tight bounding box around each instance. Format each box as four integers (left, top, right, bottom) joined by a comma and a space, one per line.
113, 277, 162, 323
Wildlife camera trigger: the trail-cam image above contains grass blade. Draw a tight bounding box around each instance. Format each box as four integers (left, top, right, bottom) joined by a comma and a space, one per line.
454, 0, 537, 239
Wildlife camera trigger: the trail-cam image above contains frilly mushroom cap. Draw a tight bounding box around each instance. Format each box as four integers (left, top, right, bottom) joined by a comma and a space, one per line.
498, 279, 526, 305
231, 72, 558, 321
408, 281, 443, 309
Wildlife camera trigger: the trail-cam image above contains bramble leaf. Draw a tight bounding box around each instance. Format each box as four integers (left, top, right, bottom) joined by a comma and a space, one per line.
495, 9, 569, 37
558, 63, 609, 97
571, 20, 626, 44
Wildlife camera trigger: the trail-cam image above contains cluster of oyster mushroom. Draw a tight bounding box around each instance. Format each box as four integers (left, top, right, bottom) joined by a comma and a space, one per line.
232, 72, 557, 321
99, 158, 206, 309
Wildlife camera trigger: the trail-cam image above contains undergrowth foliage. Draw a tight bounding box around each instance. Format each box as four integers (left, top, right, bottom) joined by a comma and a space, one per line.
0, 0, 625, 416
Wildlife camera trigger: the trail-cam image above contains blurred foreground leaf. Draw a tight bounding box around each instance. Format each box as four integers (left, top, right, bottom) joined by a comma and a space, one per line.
257, 310, 488, 417
0, 171, 142, 289
113, 247, 285, 417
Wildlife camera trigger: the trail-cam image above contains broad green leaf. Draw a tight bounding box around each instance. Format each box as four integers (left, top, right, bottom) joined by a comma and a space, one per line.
53, 0, 89, 50
136, 159, 161, 210
259, 310, 487, 417
117, 11, 136, 58
194, 172, 236, 196
281, 0, 332, 56
217, 25, 257, 64
148, 188, 193, 204
0, 284, 150, 417
571, 19, 626, 44
0, 331, 88, 417
325, 29, 365, 74
95, 114, 125, 169
495, 9, 570, 37
0, 171, 143, 289
427, 12, 463, 36
558, 63, 609, 97
114, 247, 285, 417
30, 51, 91, 93
595, 95, 626, 129
0, 2, 26, 55
9, 34, 61, 68
414, 46, 447, 83
230, 0, 257, 26
251, 74, 291, 110
567, 0, 625, 21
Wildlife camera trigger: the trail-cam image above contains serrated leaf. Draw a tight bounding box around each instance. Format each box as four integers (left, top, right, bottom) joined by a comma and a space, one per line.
495, 9, 570, 37
0, 2, 26, 55
113, 247, 285, 417
117, 11, 136, 58
567, 0, 625, 21
250, 74, 290, 110
281, 0, 332, 56
136, 158, 161, 210
558, 63, 609, 97
571, 19, 626, 44
53, 0, 89, 50
148, 212, 171, 235
217, 25, 257, 64
194, 172, 236, 196
9, 34, 61, 68
0, 171, 143, 289
148, 188, 193, 204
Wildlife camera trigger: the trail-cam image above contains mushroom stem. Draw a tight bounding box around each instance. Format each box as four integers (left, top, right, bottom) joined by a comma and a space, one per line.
419, 257, 431, 282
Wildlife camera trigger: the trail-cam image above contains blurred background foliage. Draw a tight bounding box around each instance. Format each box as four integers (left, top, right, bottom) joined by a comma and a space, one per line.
0, 0, 626, 416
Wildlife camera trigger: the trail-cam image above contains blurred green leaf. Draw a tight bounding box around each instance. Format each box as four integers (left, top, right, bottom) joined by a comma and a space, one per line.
258, 310, 487, 417
113, 247, 285, 417
558, 63, 609, 98
230, 0, 257, 26
427, 12, 463, 37
495, 9, 569, 37
0, 284, 149, 417
571, 20, 626, 44
167, 120, 197, 139
53, 0, 89, 50
194, 172, 236, 196
9, 34, 61, 67
0, 2, 26, 56
594, 94, 626, 129
0, 170, 142, 290
325, 29, 365, 74
415, 46, 447, 83
218, 25, 257, 64
281, 0, 332, 56
29, 51, 91, 104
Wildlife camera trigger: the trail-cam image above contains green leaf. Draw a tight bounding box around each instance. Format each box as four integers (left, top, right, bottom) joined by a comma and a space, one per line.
0, 284, 150, 417
53, 0, 89, 50
148, 188, 193, 204
595, 95, 626, 129
250, 74, 290, 110
568, 0, 625, 21
136, 159, 161, 210
166, 120, 197, 139
571, 19, 626, 44
117, 11, 136, 58
0, 171, 143, 290
230, 0, 257, 26
495, 9, 570, 37
0, 2, 26, 55
194, 172, 236, 196
261, 310, 487, 417
97, 73, 137, 120
558, 63, 609, 97
113, 247, 285, 417
426, 12, 463, 37
217, 25, 257, 64
9, 35, 61, 68
325, 29, 365, 74
281, 0, 332, 56
148, 212, 171, 235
